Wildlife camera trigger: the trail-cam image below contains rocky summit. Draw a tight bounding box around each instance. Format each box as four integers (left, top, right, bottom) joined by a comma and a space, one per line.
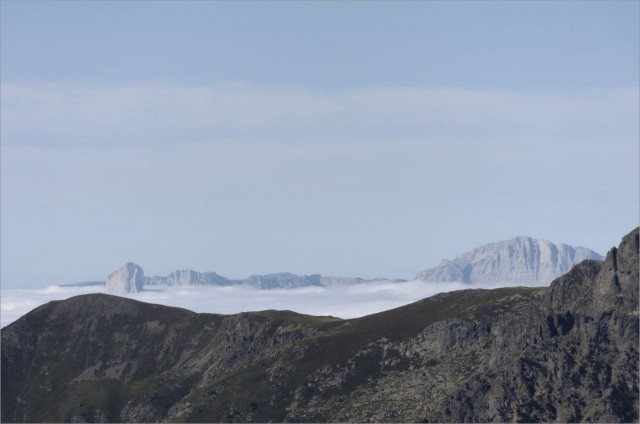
105, 262, 145, 293
415, 236, 603, 285
2, 229, 637, 423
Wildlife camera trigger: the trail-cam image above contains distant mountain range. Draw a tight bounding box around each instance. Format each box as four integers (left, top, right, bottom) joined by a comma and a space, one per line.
3, 228, 637, 422
143, 270, 400, 289
62, 235, 602, 293
414, 236, 602, 284
62, 265, 405, 293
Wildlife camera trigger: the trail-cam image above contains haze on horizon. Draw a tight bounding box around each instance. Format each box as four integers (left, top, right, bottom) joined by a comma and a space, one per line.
1, 1, 638, 289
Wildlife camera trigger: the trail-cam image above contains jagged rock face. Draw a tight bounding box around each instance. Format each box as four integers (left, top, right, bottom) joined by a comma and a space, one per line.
2, 229, 637, 423
416, 236, 603, 284
430, 228, 639, 423
105, 263, 144, 293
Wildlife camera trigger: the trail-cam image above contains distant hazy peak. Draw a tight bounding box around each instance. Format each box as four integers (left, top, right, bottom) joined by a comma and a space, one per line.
104, 264, 403, 293
106, 262, 145, 293
415, 236, 603, 285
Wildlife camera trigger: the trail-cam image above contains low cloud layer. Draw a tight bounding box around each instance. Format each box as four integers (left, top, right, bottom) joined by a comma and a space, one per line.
1, 279, 550, 328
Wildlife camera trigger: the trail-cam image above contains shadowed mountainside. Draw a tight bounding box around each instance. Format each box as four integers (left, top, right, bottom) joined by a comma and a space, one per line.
2, 229, 637, 423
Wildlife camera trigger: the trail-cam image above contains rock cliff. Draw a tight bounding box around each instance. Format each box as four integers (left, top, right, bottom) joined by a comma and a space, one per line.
2, 229, 636, 423
105, 263, 144, 293
416, 236, 603, 284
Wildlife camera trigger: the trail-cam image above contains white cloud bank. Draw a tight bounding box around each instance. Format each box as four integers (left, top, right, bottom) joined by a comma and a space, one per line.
1, 279, 549, 328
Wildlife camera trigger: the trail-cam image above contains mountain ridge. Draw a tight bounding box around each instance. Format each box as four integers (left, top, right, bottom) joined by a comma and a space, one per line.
62, 235, 601, 292
415, 235, 603, 284
2, 228, 636, 422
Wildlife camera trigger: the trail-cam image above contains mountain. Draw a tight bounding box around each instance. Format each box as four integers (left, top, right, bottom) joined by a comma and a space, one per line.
58, 236, 600, 292
145, 271, 325, 289
73, 269, 404, 292
62, 273, 406, 291
243, 272, 322, 289
240, 273, 404, 289
100, 265, 403, 292
144, 270, 232, 287
105, 262, 144, 293
415, 236, 603, 284
2, 228, 636, 422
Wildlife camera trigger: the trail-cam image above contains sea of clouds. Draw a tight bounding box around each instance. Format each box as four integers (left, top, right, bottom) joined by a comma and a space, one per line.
0, 279, 549, 328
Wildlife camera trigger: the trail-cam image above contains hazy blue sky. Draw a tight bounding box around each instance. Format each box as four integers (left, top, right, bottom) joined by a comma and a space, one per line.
2, 1, 638, 288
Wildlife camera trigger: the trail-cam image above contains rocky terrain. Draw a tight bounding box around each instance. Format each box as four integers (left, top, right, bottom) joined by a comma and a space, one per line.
2, 229, 637, 423
415, 236, 603, 284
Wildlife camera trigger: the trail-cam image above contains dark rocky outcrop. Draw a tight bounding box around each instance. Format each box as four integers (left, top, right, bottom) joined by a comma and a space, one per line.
429, 228, 639, 423
2, 229, 637, 423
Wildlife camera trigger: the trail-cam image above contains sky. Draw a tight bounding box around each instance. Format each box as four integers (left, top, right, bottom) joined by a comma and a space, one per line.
1, 1, 639, 288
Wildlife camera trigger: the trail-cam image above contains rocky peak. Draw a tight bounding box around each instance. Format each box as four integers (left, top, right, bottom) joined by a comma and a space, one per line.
416, 236, 603, 284
105, 262, 144, 293
544, 228, 639, 315
593, 227, 639, 312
